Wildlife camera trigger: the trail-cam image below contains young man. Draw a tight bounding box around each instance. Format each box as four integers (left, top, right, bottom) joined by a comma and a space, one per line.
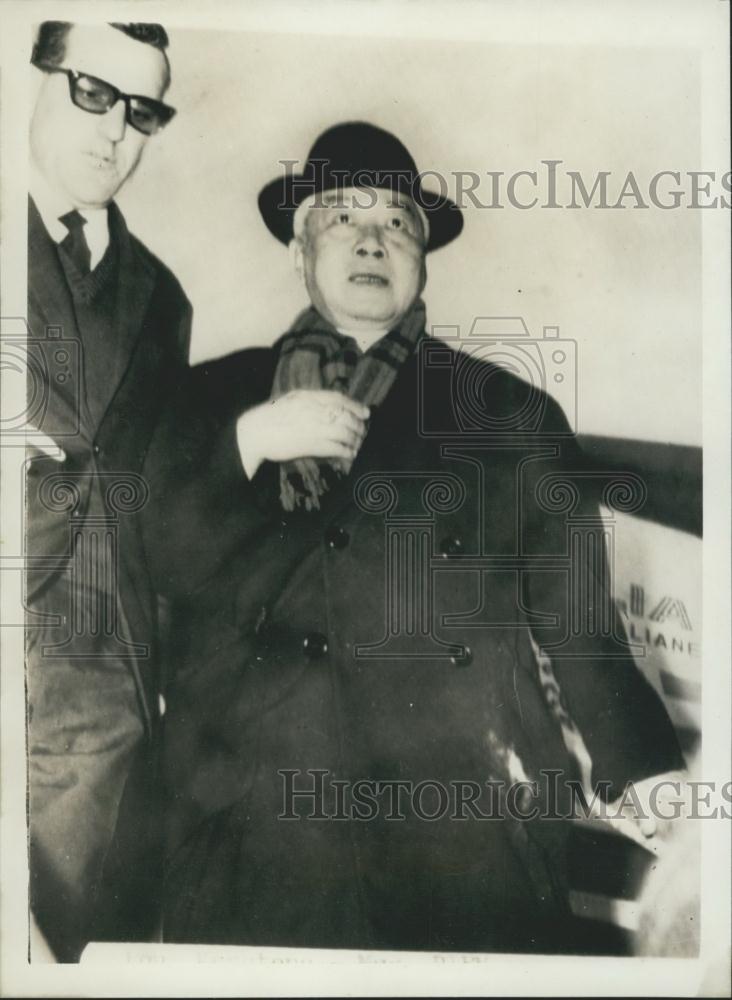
149, 122, 684, 952
26, 21, 189, 960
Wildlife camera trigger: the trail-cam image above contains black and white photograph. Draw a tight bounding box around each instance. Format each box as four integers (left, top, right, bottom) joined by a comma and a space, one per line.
0, 1, 729, 996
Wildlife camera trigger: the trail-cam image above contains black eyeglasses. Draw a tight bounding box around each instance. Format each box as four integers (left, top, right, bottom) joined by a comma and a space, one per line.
33, 60, 176, 136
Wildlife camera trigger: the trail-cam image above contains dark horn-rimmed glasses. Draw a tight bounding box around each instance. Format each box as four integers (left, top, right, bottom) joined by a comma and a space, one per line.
32, 59, 176, 136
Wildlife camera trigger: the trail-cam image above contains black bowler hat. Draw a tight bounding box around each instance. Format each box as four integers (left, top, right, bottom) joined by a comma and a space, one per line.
257, 121, 463, 253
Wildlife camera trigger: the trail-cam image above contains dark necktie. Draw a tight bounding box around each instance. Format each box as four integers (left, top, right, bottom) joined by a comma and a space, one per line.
58, 210, 91, 274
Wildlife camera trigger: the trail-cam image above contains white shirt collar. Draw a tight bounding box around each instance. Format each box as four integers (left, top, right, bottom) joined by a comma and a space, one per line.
337, 327, 389, 353
30, 166, 110, 270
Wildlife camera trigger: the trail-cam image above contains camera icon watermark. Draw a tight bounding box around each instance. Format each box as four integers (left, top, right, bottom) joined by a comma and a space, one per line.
418, 316, 577, 437
1, 316, 81, 437
24, 470, 151, 660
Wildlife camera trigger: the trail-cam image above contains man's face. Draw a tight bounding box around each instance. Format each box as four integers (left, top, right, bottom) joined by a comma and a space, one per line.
294, 187, 427, 333
30, 24, 168, 209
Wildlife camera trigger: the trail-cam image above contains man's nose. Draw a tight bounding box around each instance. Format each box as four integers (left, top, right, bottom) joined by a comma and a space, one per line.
354, 226, 385, 259
96, 100, 127, 142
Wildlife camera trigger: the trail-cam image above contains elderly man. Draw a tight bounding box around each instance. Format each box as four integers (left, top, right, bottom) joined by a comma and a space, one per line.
26, 21, 188, 960
149, 122, 684, 952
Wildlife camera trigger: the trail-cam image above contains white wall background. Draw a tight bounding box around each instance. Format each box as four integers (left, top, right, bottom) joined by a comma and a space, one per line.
118, 29, 703, 445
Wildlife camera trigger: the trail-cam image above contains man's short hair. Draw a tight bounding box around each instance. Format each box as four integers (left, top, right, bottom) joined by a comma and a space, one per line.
32, 21, 171, 91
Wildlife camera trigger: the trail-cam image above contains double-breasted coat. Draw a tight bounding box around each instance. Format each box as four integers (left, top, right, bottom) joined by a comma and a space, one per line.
145, 334, 684, 952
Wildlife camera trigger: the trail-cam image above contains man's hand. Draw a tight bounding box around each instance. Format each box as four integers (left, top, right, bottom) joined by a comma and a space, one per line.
576, 770, 688, 852
609, 770, 688, 843
236, 389, 370, 479
25, 425, 66, 462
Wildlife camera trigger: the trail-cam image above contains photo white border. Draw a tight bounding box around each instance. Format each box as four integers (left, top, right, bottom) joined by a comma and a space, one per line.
1, 1, 729, 996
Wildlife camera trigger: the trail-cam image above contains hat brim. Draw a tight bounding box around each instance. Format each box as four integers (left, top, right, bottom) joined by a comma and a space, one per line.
258, 175, 463, 253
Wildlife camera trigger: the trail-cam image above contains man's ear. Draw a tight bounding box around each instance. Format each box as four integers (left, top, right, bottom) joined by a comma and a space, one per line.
289, 237, 306, 284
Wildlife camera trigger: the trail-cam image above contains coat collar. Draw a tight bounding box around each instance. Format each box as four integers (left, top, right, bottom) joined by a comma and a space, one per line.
102, 201, 156, 407
28, 195, 79, 347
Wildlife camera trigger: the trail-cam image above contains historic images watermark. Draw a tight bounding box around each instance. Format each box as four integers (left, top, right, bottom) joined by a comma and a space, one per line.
1, 316, 81, 441
349, 315, 647, 662
0, 310, 685, 674
278, 768, 732, 823
275, 160, 732, 211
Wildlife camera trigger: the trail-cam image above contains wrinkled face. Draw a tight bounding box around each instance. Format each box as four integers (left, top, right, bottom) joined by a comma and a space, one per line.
293, 187, 427, 333
30, 24, 168, 209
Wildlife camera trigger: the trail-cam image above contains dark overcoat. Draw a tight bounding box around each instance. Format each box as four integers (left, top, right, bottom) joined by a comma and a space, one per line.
26, 197, 192, 727
145, 335, 684, 952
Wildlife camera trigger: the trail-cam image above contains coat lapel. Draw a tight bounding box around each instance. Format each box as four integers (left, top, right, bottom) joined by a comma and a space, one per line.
28, 197, 78, 342
95, 202, 157, 423
27, 197, 94, 442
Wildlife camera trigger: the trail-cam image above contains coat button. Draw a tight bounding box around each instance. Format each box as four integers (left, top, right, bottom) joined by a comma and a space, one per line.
325, 526, 349, 550
93, 444, 101, 455
450, 645, 473, 667
440, 535, 463, 558
303, 632, 328, 659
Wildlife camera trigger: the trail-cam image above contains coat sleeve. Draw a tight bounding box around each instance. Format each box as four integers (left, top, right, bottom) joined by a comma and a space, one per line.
141, 348, 277, 601
519, 392, 685, 799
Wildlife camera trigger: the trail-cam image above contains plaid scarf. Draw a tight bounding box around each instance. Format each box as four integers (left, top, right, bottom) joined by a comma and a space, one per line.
273, 299, 426, 511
